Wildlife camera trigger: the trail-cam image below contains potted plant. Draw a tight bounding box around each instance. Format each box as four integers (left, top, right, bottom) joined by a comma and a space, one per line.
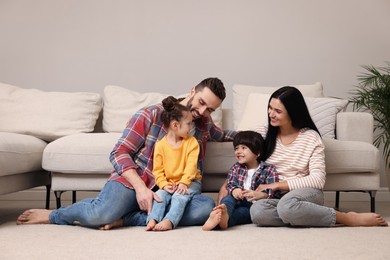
349, 62, 390, 184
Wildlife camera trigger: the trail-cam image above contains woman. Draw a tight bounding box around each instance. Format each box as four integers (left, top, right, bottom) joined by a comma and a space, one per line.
220, 86, 388, 227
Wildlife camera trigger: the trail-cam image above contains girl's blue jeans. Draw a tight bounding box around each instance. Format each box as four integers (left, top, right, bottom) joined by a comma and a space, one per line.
146, 180, 202, 228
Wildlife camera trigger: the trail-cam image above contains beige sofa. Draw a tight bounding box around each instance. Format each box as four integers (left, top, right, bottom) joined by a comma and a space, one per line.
0, 82, 380, 212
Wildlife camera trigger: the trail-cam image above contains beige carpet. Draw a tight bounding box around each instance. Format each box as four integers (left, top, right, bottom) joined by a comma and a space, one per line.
1, 200, 390, 259
1, 222, 390, 260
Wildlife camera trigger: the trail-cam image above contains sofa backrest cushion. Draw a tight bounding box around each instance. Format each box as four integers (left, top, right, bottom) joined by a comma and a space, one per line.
103, 85, 223, 133
237, 93, 348, 139
232, 82, 324, 129
0, 82, 102, 142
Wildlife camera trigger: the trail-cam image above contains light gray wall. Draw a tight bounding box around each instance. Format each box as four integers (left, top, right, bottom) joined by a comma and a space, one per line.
1, 0, 390, 187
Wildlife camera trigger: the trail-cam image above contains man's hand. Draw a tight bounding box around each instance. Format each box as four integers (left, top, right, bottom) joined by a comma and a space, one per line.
135, 186, 161, 214
217, 180, 228, 205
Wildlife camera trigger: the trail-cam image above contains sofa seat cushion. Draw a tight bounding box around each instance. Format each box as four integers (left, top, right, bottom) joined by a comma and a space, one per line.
42, 133, 121, 174
0, 132, 47, 176
323, 138, 379, 174
204, 139, 379, 176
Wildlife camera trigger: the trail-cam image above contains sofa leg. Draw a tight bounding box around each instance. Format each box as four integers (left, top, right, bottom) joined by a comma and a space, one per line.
45, 184, 51, 209
369, 191, 376, 213
72, 191, 77, 204
334, 191, 340, 210
54, 191, 64, 209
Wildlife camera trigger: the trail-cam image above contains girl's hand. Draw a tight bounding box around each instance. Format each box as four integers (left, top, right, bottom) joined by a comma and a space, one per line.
176, 183, 189, 195
232, 188, 244, 200
242, 189, 268, 202
164, 185, 176, 194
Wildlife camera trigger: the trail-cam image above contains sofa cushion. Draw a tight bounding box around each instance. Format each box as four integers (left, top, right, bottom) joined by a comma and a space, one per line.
323, 138, 379, 174
232, 82, 324, 129
42, 133, 121, 174
0, 132, 47, 176
238, 93, 348, 138
0, 82, 102, 142
102, 85, 223, 132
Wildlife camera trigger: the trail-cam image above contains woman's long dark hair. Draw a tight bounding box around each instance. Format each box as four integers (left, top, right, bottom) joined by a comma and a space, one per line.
263, 86, 320, 161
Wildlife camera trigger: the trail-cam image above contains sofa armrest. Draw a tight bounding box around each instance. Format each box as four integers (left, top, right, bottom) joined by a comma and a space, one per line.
336, 112, 374, 143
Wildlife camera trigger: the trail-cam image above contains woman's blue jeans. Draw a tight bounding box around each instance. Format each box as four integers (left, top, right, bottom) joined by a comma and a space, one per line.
49, 181, 214, 228
221, 195, 252, 227
146, 181, 201, 228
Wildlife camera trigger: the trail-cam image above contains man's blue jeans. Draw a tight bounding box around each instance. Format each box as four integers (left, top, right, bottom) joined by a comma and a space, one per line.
146, 180, 201, 228
221, 195, 252, 227
49, 181, 214, 228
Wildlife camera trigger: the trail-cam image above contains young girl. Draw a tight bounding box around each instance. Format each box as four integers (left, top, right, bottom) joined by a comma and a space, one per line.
146, 96, 202, 231
202, 130, 279, 231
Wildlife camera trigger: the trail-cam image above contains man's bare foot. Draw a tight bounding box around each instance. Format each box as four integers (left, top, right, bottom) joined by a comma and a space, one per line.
202, 208, 222, 231
218, 204, 229, 230
153, 219, 173, 231
336, 212, 388, 227
16, 209, 52, 225
145, 219, 157, 231
99, 219, 124, 230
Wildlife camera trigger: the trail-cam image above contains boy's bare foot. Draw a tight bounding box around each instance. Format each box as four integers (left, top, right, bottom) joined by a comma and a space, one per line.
337, 212, 388, 227
16, 209, 52, 225
145, 219, 157, 231
202, 208, 222, 231
99, 219, 124, 230
153, 219, 173, 231
218, 204, 229, 230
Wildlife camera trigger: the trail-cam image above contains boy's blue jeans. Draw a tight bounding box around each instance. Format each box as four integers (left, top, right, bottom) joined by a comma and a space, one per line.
49, 180, 213, 228
221, 195, 252, 227
146, 180, 202, 228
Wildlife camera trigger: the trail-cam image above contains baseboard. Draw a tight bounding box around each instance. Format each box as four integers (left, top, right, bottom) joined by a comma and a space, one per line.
1, 187, 390, 202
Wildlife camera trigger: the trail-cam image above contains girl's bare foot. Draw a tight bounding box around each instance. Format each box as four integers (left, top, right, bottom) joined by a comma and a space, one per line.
153, 219, 173, 231
202, 208, 222, 231
218, 204, 229, 230
145, 219, 157, 231
336, 211, 388, 227
99, 219, 124, 230
16, 209, 52, 225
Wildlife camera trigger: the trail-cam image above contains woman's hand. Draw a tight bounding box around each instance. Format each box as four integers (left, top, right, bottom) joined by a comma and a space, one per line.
232, 188, 244, 200
242, 189, 268, 202
176, 183, 189, 195
255, 183, 274, 192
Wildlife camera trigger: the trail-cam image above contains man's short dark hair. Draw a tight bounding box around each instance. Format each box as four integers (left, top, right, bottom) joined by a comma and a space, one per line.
194, 77, 226, 101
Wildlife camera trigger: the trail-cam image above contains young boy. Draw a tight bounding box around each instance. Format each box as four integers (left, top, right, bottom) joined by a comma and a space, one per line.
202, 130, 279, 231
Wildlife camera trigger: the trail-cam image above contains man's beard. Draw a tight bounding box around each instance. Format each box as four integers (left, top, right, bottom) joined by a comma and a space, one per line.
187, 96, 200, 119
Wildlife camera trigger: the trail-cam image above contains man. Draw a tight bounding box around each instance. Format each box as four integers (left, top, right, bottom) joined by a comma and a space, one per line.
16, 77, 236, 229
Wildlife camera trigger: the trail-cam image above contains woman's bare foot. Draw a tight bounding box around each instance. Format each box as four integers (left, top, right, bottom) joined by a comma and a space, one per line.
145, 219, 157, 231
218, 204, 229, 230
202, 208, 222, 231
16, 209, 52, 225
99, 219, 124, 230
336, 211, 388, 227
153, 219, 173, 231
